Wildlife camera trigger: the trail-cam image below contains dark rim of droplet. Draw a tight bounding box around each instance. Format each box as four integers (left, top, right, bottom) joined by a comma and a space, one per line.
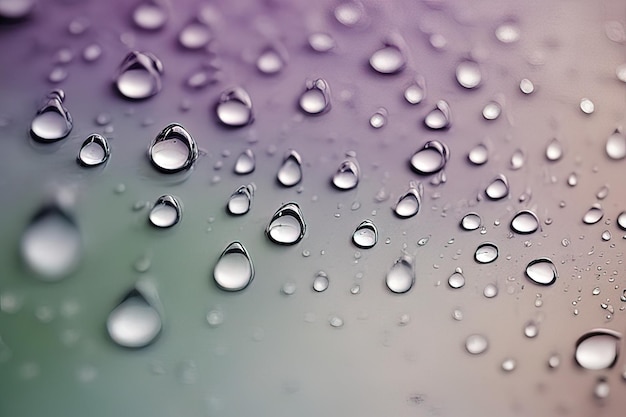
149, 195, 181, 228
213, 241, 255, 292
215, 86, 254, 127
28, 203, 78, 231
574, 329, 621, 369
30, 92, 73, 142
115, 51, 163, 100
226, 184, 254, 216
474, 242, 498, 263
266, 202, 306, 245
108, 287, 162, 349
148, 123, 198, 173
394, 186, 422, 219
299, 78, 331, 116
510, 210, 539, 234
409, 140, 450, 174
352, 219, 378, 249
77, 133, 110, 167
423, 100, 451, 130
525, 257, 557, 286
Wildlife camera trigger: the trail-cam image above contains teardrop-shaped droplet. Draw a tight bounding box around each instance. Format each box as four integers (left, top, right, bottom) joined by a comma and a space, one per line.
606, 129, 626, 160
115, 51, 163, 100
460, 213, 481, 231
474, 242, 498, 264
617, 211, 626, 230
299, 78, 331, 115
106, 287, 162, 348
545, 138, 563, 161
312, 271, 329, 292
448, 268, 465, 289
404, 76, 426, 105
0, 0, 35, 19
20, 204, 82, 281
148, 195, 181, 228
215, 87, 254, 127
424, 100, 451, 130
332, 157, 360, 190
525, 258, 558, 286
77, 133, 110, 167
483, 283, 498, 298
266, 202, 306, 245
519, 78, 535, 94
256, 46, 286, 75
510, 149, 525, 170
394, 183, 422, 218
583, 204, 604, 225
369, 108, 387, 128
352, 219, 377, 249
178, 21, 211, 49
468, 143, 488, 165
410, 140, 450, 174
369, 38, 406, 75
308, 32, 335, 52
465, 334, 488, 354
277, 150, 303, 187
385, 255, 414, 294
485, 174, 509, 200
234, 149, 255, 174
456, 60, 481, 89
30, 90, 73, 142
148, 123, 198, 173
510, 210, 539, 234
213, 241, 254, 291
482, 101, 501, 120
227, 184, 254, 215
575, 330, 621, 370
132, 0, 168, 30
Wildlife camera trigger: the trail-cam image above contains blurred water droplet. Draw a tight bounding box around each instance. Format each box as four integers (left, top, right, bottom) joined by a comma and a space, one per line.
277, 149, 303, 187
495, 21, 520, 43
575, 330, 621, 370
369, 37, 406, 75
580, 98, 595, 114
115, 51, 163, 100
404, 77, 426, 105
213, 241, 254, 291
385, 255, 414, 294
596, 185, 609, 200
394, 183, 422, 218
482, 101, 501, 120
227, 184, 254, 215
334, 1, 363, 27
456, 60, 481, 89
510, 210, 539, 234
583, 204, 604, 225
465, 334, 488, 354
30, 90, 72, 141
525, 258, 558, 285
485, 174, 509, 200
299, 78, 331, 115
179, 21, 211, 49
468, 143, 488, 165
148, 195, 181, 228
424, 100, 451, 129
460, 212, 481, 230
510, 149, 525, 170
148, 123, 198, 173
0, 0, 35, 19
266, 202, 306, 245
524, 321, 539, 338
474, 242, 498, 264
352, 219, 377, 248
545, 138, 563, 161
107, 287, 162, 348
312, 271, 329, 292
281, 282, 296, 295
594, 378, 610, 399
234, 149, 255, 174
308, 32, 335, 52
483, 284, 498, 298
519, 78, 535, 94
215, 87, 254, 127
501, 358, 516, 372
369, 108, 387, 128
548, 354, 560, 369
332, 157, 360, 190
206, 308, 223, 327
48, 67, 68, 83
256, 46, 286, 75
133, 0, 168, 30
77, 133, 110, 166
448, 268, 465, 289
410, 140, 450, 174
606, 128, 625, 160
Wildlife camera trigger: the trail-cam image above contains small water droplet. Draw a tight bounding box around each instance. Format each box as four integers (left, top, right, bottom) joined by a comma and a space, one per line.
606, 128, 626, 160
148, 195, 182, 228
483, 283, 498, 298
460, 212, 481, 231
474, 242, 498, 264
524, 321, 539, 338
465, 334, 488, 355
133, 0, 168, 30
510, 210, 539, 234
106, 286, 162, 348
281, 282, 296, 295
545, 138, 563, 161
525, 258, 558, 286
548, 354, 560, 369
495, 21, 520, 43
385, 255, 415, 294
266, 202, 306, 245
299, 78, 331, 115
352, 219, 377, 249
403, 77, 426, 105
179, 20, 211, 49
501, 358, 517, 372
394, 183, 422, 218
423, 100, 451, 130
468, 143, 488, 165
256, 46, 287, 75
48, 67, 68, 83
277, 149, 303, 187
519, 78, 535, 94
206, 308, 223, 327
213, 241, 254, 291
616, 211, 626, 230
148, 123, 198, 173
580, 98, 595, 114
369, 108, 387, 128
82, 43, 102, 62
234, 149, 255, 174
30, 90, 73, 141
226, 184, 254, 215
583, 204, 604, 225
575, 329, 621, 370
115, 51, 163, 100
601, 230, 611, 241
308, 32, 335, 52
594, 378, 610, 399
410, 140, 450, 174
215, 86, 254, 127
77, 133, 110, 166
369, 37, 407, 75
312, 271, 329, 292
332, 157, 360, 190
334, 1, 364, 27
482, 101, 501, 120
485, 174, 510, 200
329, 315, 344, 328
567, 172, 578, 187
448, 268, 465, 289
456, 60, 481, 89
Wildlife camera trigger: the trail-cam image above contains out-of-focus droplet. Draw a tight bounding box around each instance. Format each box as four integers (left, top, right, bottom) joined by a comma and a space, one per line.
385, 255, 414, 294
0, 0, 35, 19
213, 241, 254, 291
312, 271, 329, 292
332, 157, 360, 190
465, 334, 488, 354
510, 210, 539, 234
369, 108, 387, 128
474, 242, 498, 264
596, 185, 609, 200
148, 195, 181, 228
510, 149, 525, 170
455, 59, 481, 89
132, 0, 168, 30
524, 321, 539, 338
48, 67, 68, 83
82, 44, 102, 62
308, 32, 335, 52
583, 204, 604, 225
352, 219, 377, 249
227, 184, 254, 215
115, 51, 163, 100
482, 101, 501, 120
178, 20, 211, 49
277, 149, 303, 187
501, 358, 516, 372
234, 149, 255, 175
594, 378, 610, 399
460, 213, 481, 231
483, 283, 498, 298
545, 138, 563, 161
485, 174, 510, 200
148, 123, 198, 173
468, 143, 488, 165
256, 46, 287, 75
448, 268, 465, 289
567, 172, 578, 187
329, 316, 344, 328
106, 286, 162, 348
404, 77, 426, 105
519, 78, 535, 94
266, 202, 306, 245
575, 330, 621, 370
215, 87, 254, 127
369, 37, 407, 75
606, 128, 625, 160
394, 183, 422, 218
525, 258, 558, 286
334, 0, 364, 27
410, 140, 450, 174
580, 98, 595, 114
30, 90, 72, 142
299, 78, 331, 115
206, 308, 223, 327
77, 133, 110, 167
495, 21, 520, 43
548, 354, 560, 369
424, 100, 451, 129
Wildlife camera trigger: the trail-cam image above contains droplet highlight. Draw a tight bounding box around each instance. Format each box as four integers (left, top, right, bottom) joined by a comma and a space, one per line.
277, 150, 303, 187
234, 149, 255, 175
606, 129, 625, 160
485, 174, 510, 200
410, 140, 450, 174
227, 184, 254, 215
455, 60, 481, 89
332, 157, 360, 190
106, 287, 162, 349
424, 100, 451, 130
299, 78, 331, 115
394, 183, 422, 218
510, 210, 539, 234
575, 330, 621, 370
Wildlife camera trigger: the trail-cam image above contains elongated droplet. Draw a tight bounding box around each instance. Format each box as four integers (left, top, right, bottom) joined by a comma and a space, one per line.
525, 258, 558, 285
77, 133, 110, 166
460, 213, 481, 231
30, 90, 73, 142
511, 210, 539, 234
410, 140, 450, 174
332, 157, 360, 190
234, 149, 255, 175
468, 144, 488, 165
465, 334, 488, 354
545, 138, 563, 161
448, 268, 465, 289
179, 21, 211, 49
312, 271, 329, 292
308, 32, 335, 52
575, 330, 621, 370
215, 87, 254, 127
148, 195, 181, 228
456, 60, 481, 89
583, 204, 604, 225
474, 242, 498, 264
213, 241, 254, 291
133, 0, 168, 30
352, 219, 377, 249
394, 183, 421, 218
386, 255, 414, 294
510, 149, 525, 170
116, 51, 163, 100
20, 204, 82, 280
106, 287, 162, 348
227, 184, 254, 215
424, 100, 451, 130
256, 46, 286, 75
299, 78, 331, 115
266, 202, 306, 245
369, 37, 406, 75
485, 174, 509, 200
404, 76, 426, 105
277, 150, 302, 187
606, 129, 625, 160
617, 211, 626, 230
148, 123, 197, 173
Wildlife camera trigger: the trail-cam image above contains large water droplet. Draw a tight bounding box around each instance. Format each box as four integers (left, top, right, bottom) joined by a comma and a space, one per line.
0, 0, 35, 19
179, 21, 211, 49
617, 63, 626, 83
385, 255, 414, 294
606, 128, 625, 160
583, 204, 604, 225
213, 241, 254, 291
485, 174, 509, 200
227, 184, 254, 215
148, 123, 198, 173
308, 32, 335, 52
423, 100, 451, 129
474, 242, 498, 264
460, 213, 481, 231
30, 90, 73, 142
299, 78, 331, 115
510, 210, 539, 234
256, 46, 287, 75
277, 150, 303, 187
132, 0, 168, 30
266, 202, 306, 245
545, 138, 563, 161
352, 219, 377, 249
465, 334, 488, 354
448, 268, 465, 289
148, 195, 181, 228
77, 133, 110, 167
394, 183, 422, 218
312, 271, 329, 292
525, 258, 558, 285
468, 143, 488, 165
575, 330, 621, 370
369, 37, 406, 75
115, 51, 163, 100
106, 286, 162, 348
410, 140, 450, 174
456, 60, 481, 89
404, 77, 426, 105
332, 157, 360, 190
234, 149, 255, 175
20, 204, 82, 280
215, 87, 254, 127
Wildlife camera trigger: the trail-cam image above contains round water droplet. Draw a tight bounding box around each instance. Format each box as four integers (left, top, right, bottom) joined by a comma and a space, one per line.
583, 204, 604, 225
106, 287, 162, 348
133, 1, 168, 30
206, 308, 223, 327
266, 202, 306, 245
482, 101, 501, 120
332, 158, 360, 190
548, 354, 560, 369
580, 98, 594, 114
234, 149, 255, 174
465, 334, 488, 355
312, 271, 329, 292
575, 330, 621, 370
308, 32, 335, 52
277, 149, 303, 187
501, 358, 516, 372
525, 258, 558, 286
77, 133, 110, 166
281, 282, 296, 295
448, 269, 465, 289
456, 60, 481, 89
115, 51, 163, 100
0, 0, 35, 19
369, 108, 387, 128
404, 77, 426, 104
148, 123, 198, 173
485, 174, 509, 200
299, 78, 331, 115
256, 47, 286, 75
524, 321, 539, 338
424, 100, 451, 130
483, 283, 498, 298
369, 41, 406, 75
601, 230, 611, 241
394, 184, 421, 218
83, 44, 102, 62
474, 242, 498, 264
329, 316, 344, 328
213, 241, 254, 291
179, 21, 211, 49
30, 90, 73, 141
495, 21, 520, 43
352, 219, 377, 249
519, 78, 535, 94
468, 144, 488, 165
606, 129, 626, 160
410, 140, 450, 174
334, 1, 363, 27
545, 138, 563, 161
510, 149, 525, 170
596, 185, 609, 199
385, 256, 414, 294
510, 210, 539, 234
148, 195, 181, 228
20, 204, 82, 280
617, 211, 626, 230
227, 184, 254, 215
460, 213, 481, 231
215, 87, 254, 127
594, 378, 610, 399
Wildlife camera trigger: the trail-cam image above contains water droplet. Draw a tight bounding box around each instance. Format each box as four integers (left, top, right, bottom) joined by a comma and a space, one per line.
369, 38, 406, 75
460, 213, 481, 231
133, 0, 168, 30
281, 282, 296, 295
474, 242, 498, 264
82, 44, 102, 62
179, 21, 211, 49
385, 255, 414, 294
277, 149, 303, 187
48, 67, 68, 83
510, 149, 525, 170
206, 308, 223, 327
234, 149, 255, 175
213, 241, 254, 291
548, 354, 560, 369
215, 86, 254, 127
524, 321, 539, 338
227, 184, 254, 215
266, 202, 306, 245
525, 258, 558, 286
308, 32, 335, 52
482, 101, 501, 120
410, 140, 450, 174
0, 0, 35, 19
594, 378, 610, 399
468, 143, 488, 165
21, 204, 81, 280
606, 128, 626, 160
452, 309, 464, 321
256, 46, 286, 75
369, 108, 387, 128
545, 138, 563, 161
404, 77, 426, 105
423, 100, 451, 130
77, 133, 110, 166
495, 21, 520, 43
567, 172, 578, 187
148, 195, 181, 228
106, 286, 162, 348
448, 268, 465, 289
394, 183, 422, 218
115, 51, 163, 100
299, 78, 331, 115
617, 63, 626, 83
332, 157, 360, 190
312, 271, 329, 292
30, 90, 73, 141
329, 316, 344, 328
485, 174, 510, 200
583, 204, 604, 225
617, 211, 626, 230
465, 334, 488, 355
148, 123, 198, 173
501, 358, 517, 372
483, 283, 498, 298
574, 329, 621, 370
456, 60, 481, 89
334, 1, 363, 27
352, 219, 378, 249
510, 210, 539, 234
580, 98, 595, 114
519, 78, 535, 94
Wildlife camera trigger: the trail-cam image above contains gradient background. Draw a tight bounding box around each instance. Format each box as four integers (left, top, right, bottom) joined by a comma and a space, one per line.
1, 0, 626, 416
